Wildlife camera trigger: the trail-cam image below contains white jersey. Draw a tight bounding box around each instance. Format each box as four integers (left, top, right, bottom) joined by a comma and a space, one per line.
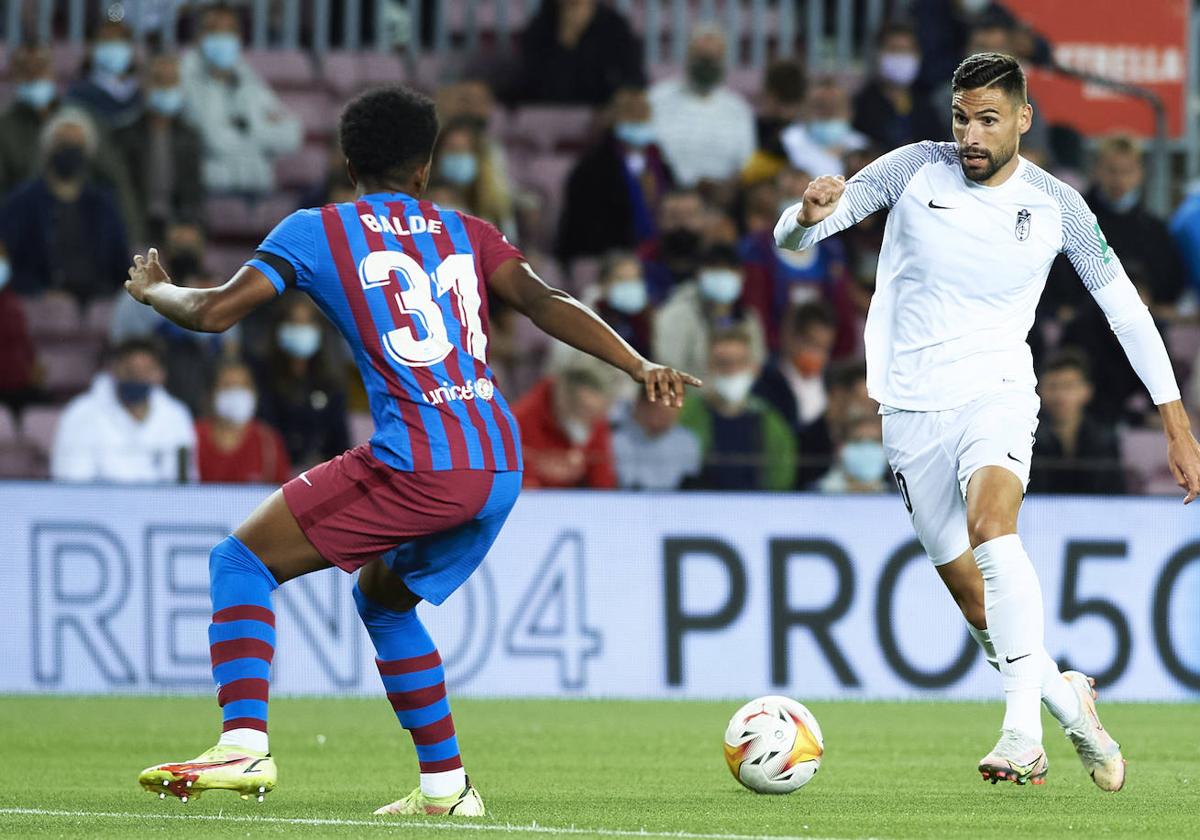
775, 141, 1180, 412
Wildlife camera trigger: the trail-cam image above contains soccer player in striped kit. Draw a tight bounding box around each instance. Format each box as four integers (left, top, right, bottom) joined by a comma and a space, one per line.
776, 52, 1200, 790
127, 86, 700, 815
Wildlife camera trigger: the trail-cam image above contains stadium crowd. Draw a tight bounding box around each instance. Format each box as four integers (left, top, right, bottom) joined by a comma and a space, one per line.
2, 0, 1199, 495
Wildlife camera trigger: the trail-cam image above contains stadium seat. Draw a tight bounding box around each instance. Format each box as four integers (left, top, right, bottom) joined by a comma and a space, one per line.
276, 143, 331, 190
0, 405, 15, 444
1166, 323, 1200, 381
0, 445, 42, 478
38, 343, 101, 396
566, 257, 602, 296
206, 243, 253, 281
83, 296, 118, 341
320, 51, 407, 98
282, 89, 340, 138
514, 152, 575, 248
205, 196, 257, 238
20, 294, 81, 340
1120, 427, 1173, 493
50, 43, 85, 79
20, 405, 62, 456
244, 49, 317, 89
348, 411, 374, 448
356, 52, 408, 88
506, 107, 596, 155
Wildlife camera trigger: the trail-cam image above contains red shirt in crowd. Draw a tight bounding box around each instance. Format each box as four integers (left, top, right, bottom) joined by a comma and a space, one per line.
0, 290, 37, 393
195, 419, 292, 485
512, 378, 617, 489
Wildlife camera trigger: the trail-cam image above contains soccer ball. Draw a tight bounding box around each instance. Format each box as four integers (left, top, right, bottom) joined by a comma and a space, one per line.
723, 695, 824, 794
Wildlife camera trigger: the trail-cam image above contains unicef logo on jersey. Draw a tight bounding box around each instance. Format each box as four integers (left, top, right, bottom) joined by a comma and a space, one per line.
1015, 208, 1032, 242
423, 377, 496, 405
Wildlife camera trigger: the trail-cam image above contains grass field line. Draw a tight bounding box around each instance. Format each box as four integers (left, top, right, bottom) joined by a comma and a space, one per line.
0, 807, 871, 840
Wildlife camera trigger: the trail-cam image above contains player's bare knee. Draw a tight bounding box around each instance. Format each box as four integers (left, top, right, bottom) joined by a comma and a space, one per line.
967, 513, 1015, 548
358, 559, 422, 612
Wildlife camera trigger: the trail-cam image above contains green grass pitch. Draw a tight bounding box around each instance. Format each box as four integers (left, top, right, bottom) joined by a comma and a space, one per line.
0, 696, 1196, 839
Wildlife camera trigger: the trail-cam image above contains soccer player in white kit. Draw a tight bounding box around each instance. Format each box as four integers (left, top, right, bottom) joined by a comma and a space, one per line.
775, 52, 1200, 789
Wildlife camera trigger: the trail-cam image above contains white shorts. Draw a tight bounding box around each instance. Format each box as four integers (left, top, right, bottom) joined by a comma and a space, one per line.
881, 387, 1040, 566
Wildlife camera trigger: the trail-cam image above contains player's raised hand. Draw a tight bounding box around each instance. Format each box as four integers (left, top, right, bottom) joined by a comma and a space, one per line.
633, 361, 702, 409
798, 175, 846, 227
125, 247, 171, 305
1166, 431, 1200, 504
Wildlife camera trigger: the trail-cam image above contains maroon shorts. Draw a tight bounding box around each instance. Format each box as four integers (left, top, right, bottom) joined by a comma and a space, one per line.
282, 445, 520, 602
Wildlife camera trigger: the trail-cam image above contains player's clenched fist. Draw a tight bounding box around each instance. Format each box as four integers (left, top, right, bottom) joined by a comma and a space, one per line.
799, 175, 846, 227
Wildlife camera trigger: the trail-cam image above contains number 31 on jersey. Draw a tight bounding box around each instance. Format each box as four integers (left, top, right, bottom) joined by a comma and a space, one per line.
357, 251, 486, 369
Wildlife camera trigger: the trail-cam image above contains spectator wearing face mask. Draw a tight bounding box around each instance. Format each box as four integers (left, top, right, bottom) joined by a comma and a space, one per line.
611, 389, 701, 490
196, 359, 291, 484
0, 43, 136, 211
430, 116, 515, 236
254, 292, 348, 470
742, 60, 807, 185
66, 19, 143, 131
180, 3, 301, 194
741, 167, 847, 349
513, 364, 617, 489
51, 339, 196, 483
781, 76, 869, 178
508, 0, 644, 106
852, 23, 943, 150
113, 54, 205, 246
0, 108, 130, 304
679, 327, 795, 491
816, 409, 890, 493
753, 301, 839, 487
648, 24, 756, 187
557, 86, 675, 262
0, 243, 40, 415
550, 251, 653, 371
653, 245, 765, 384
638, 188, 707, 302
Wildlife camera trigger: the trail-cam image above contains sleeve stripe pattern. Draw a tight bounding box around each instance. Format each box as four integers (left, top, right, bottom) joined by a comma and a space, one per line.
1021, 164, 1119, 292
849, 141, 945, 209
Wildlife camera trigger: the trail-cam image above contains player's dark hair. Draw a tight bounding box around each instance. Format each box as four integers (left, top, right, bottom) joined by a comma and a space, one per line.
951, 51, 1026, 103
1042, 347, 1091, 382
339, 85, 439, 186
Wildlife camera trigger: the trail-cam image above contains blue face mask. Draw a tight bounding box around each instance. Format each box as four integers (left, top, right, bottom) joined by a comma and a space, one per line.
841, 440, 887, 483
147, 86, 184, 116
17, 79, 56, 110
201, 33, 241, 70
698, 269, 742, 304
614, 121, 655, 148
116, 379, 153, 407
0, 260, 10, 292
807, 118, 853, 149
93, 41, 134, 76
439, 152, 478, 186
278, 323, 322, 359
605, 279, 648, 314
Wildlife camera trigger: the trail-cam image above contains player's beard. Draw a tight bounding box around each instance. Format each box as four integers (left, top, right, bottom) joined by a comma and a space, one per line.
958, 142, 1015, 183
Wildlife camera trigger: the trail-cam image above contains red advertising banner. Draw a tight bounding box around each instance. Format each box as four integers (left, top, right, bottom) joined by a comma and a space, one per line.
1002, 0, 1190, 138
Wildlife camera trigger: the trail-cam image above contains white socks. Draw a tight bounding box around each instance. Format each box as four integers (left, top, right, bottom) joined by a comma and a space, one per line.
972, 534, 1048, 741
421, 767, 467, 798
219, 727, 269, 754
967, 623, 1081, 729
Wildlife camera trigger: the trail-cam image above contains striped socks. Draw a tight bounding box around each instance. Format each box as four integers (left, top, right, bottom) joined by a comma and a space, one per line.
354, 585, 466, 798
208, 535, 278, 754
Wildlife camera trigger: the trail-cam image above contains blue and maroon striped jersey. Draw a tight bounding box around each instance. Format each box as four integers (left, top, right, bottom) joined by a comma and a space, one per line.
246, 193, 524, 473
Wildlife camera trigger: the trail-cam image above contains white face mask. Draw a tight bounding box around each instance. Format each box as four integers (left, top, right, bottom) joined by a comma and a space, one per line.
0, 259, 10, 292
562, 417, 593, 445
711, 371, 756, 406
841, 440, 887, 483
277, 322, 322, 359
878, 52, 920, 86
214, 387, 257, 425
698, 269, 742, 304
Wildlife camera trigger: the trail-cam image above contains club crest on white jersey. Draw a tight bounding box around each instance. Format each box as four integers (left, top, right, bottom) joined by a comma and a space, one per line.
1015, 208, 1031, 241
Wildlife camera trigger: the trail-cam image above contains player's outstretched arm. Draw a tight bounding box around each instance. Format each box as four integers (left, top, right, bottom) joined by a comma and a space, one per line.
125, 248, 278, 333
488, 259, 702, 407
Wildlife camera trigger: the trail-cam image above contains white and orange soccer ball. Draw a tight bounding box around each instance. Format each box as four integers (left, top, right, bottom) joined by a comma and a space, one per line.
723, 695, 824, 794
